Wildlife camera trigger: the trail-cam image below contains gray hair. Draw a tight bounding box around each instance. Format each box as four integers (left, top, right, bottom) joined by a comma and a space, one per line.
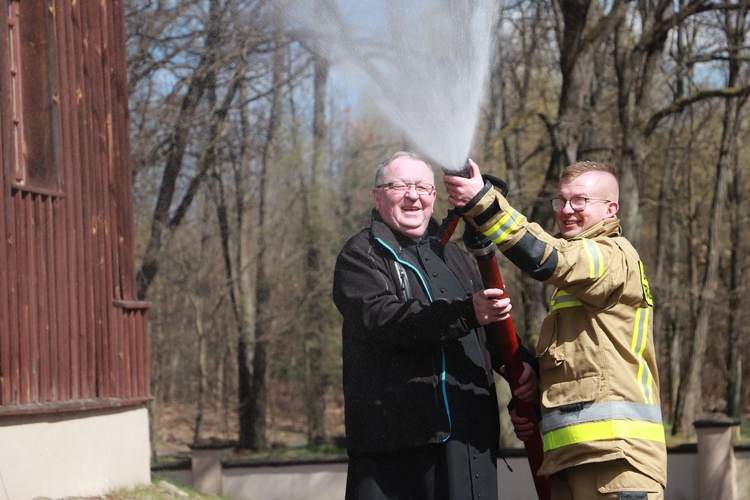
375, 151, 434, 186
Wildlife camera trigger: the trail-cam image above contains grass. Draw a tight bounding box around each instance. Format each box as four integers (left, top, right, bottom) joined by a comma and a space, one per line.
79, 476, 232, 499
661, 417, 750, 447
741, 418, 750, 438
230, 443, 347, 463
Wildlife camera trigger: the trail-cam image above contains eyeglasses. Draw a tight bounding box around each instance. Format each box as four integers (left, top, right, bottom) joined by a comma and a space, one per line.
376, 181, 435, 196
550, 197, 610, 212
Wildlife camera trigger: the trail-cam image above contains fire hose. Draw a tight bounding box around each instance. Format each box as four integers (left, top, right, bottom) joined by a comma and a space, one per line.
438, 174, 551, 500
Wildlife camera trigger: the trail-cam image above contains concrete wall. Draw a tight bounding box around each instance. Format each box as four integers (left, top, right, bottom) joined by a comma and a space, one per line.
155, 444, 750, 500
0, 407, 151, 500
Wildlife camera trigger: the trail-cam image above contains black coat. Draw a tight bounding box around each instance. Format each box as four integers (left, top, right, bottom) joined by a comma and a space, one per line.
333, 211, 511, 455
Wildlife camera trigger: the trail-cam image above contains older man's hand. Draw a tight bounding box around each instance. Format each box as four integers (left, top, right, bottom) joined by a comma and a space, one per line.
472, 288, 511, 325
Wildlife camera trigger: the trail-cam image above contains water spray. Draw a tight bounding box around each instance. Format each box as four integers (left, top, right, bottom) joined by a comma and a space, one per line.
273, 0, 496, 169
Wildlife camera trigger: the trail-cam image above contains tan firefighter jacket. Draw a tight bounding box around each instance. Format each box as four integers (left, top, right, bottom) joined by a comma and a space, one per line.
460, 184, 667, 487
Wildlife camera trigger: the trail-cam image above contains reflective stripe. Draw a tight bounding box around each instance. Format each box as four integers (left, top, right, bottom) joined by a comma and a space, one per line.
543, 419, 666, 450
484, 207, 523, 245
549, 290, 582, 312
632, 307, 655, 404
542, 401, 663, 432
541, 401, 665, 450
581, 238, 604, 278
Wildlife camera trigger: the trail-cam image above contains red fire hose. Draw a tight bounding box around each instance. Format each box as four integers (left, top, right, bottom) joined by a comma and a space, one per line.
439, 206, 551, 500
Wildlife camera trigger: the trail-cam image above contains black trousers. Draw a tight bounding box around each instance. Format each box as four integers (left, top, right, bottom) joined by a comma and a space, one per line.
345, 440, 498, 500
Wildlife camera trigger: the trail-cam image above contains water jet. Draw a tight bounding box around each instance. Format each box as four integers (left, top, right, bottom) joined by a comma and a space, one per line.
273, 0, 498, 174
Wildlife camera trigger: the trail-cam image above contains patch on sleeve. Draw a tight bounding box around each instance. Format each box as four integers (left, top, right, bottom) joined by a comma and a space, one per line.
638, 261, 653, 307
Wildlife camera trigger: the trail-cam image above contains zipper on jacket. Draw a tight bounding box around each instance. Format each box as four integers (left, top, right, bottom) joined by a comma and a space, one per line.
375, 237, 452, 441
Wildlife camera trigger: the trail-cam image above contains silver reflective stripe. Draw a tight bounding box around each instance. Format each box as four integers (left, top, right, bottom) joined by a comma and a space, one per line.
484, 207, 523, 244
541, 401, 663, 434
581, 238, 604, 278
549, 290, 582, 311
632, 307, 655, 403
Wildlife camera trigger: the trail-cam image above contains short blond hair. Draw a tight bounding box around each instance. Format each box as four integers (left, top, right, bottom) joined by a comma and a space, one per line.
560, 161, 619, 183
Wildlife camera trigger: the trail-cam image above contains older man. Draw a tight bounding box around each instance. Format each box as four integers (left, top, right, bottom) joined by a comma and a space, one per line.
333, 151, 537, 500
444, 160, 667, 500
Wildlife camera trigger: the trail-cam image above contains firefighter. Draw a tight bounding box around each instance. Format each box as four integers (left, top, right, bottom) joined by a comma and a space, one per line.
444, 160, 667, 500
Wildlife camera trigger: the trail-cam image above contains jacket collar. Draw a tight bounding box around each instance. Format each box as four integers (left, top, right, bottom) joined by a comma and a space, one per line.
575, 216, 622, 239
370, 209, 440, 253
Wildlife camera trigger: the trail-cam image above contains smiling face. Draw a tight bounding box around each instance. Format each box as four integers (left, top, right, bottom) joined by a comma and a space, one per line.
556, 170, 619, 239
372, 155, 436, 238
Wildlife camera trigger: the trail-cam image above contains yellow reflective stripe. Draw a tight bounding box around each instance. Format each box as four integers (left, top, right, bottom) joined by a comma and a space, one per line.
639, 261, 654, 306
484, 208, 522, 245
631, 307, 655, 404
581, 238, 604, 278
549, 290, 582, 312
542, 419, 666, 451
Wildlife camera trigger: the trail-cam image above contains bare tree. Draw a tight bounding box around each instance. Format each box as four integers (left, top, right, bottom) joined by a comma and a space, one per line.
125, 0, 750, 451
672, 4, 750, 436
300, 55, 330, 446
484, 2, 552, 349
135, 0, 225, 299
724, 1, 749, 424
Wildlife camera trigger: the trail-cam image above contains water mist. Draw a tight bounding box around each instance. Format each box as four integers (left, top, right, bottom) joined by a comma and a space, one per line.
274, 0, 498, 174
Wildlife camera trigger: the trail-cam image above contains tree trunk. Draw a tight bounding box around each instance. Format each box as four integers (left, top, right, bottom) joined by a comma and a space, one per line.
723, 5, 748, 421
303, 56, 329, 446
241, 35, 285, 451
726, 146, 744, 419
190, 292, 207, 444
136, 0, 222, 299
672, 68, 739, 437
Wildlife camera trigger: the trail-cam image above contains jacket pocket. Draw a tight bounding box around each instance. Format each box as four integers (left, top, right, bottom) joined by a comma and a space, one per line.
538, 306, 604, 409
542, 374, 601, 409
535, 311, 557, 357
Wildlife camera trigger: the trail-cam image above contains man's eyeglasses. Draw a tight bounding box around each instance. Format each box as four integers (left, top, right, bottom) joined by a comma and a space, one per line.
376, 181, 435, 196
550, 197, 610, 212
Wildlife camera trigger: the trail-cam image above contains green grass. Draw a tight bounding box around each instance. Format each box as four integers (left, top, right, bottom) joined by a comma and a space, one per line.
230, 441, 347, 462
741, 418, 750, 438
85, 476, 232, 499
662, 417, 750, 447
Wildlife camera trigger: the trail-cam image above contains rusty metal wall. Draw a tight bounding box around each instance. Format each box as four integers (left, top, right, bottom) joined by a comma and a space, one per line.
0, 0, 149, 413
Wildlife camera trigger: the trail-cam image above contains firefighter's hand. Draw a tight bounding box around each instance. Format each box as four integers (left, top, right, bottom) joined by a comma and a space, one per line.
510, 407, 535, 442
472, 288, 511, 325
444, 159, 484, 208
501, 362, 538, 403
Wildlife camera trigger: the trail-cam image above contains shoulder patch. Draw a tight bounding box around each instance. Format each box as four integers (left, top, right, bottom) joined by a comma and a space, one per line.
638, 261, 653, 307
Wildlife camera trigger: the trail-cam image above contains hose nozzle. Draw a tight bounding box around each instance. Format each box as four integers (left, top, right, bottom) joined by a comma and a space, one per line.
441, 159, 472, 178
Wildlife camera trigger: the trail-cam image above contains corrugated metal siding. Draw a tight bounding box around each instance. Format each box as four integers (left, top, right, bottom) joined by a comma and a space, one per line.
0, 0, 149, 413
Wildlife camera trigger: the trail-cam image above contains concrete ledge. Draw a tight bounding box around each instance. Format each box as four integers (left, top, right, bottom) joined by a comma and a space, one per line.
152, 443, 750, 500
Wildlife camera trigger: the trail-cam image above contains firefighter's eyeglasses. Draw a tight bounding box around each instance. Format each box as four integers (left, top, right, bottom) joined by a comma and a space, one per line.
550, 197, 610, 212
377, 181, 435, 196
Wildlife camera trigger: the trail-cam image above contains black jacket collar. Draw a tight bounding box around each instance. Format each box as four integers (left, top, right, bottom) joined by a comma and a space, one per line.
370, 209, 441, 253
